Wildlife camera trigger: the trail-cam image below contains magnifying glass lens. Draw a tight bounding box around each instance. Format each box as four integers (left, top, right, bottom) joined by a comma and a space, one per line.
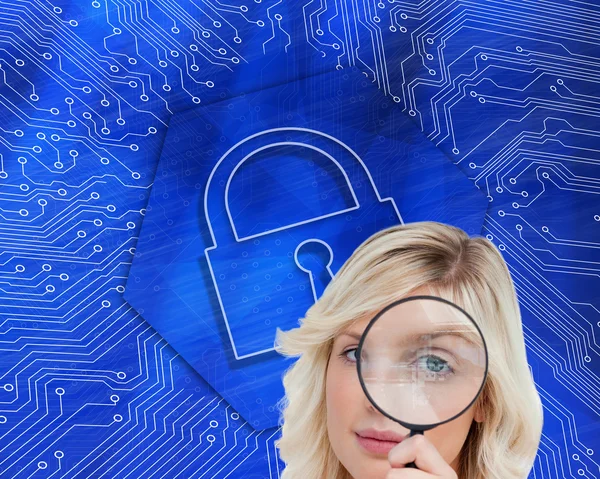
357, 297, 487, 428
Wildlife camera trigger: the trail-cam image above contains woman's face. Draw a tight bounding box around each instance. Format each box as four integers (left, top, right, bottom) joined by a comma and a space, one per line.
325, 288, 483, 479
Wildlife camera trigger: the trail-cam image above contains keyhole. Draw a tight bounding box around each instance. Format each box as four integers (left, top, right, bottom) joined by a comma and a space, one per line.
294, 239, 334, 301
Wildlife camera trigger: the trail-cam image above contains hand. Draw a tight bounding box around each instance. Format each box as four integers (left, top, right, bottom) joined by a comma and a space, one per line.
386, 434, 458, 479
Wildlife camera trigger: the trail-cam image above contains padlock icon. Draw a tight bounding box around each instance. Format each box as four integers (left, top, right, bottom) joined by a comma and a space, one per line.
204, 128, 403, 360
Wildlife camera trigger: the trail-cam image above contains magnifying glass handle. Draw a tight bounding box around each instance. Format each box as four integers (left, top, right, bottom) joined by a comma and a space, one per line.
406, 430, 424, 469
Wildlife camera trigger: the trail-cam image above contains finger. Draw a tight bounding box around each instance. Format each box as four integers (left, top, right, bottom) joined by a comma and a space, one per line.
388, 434, 457, 477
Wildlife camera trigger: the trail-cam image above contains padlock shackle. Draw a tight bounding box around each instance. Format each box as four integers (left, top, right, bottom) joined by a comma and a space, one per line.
204, 128, 396, 249
224, 142, 362, 240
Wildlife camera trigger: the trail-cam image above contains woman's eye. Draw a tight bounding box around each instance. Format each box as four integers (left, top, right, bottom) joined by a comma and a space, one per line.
340, 348, 357, 363
417, 355, 452, 375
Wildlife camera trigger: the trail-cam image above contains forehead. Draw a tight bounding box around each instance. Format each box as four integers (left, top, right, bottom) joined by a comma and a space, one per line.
334, 292, 473, 344
335, 314, 373, 342
335, 284, 438, 338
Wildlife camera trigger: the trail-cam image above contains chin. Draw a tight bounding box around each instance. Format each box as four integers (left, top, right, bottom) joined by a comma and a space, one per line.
341, 444, 390, 479
346, 463, 390, 479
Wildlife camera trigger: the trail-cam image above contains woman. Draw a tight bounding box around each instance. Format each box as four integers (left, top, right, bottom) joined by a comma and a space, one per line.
274, 221, 543, 478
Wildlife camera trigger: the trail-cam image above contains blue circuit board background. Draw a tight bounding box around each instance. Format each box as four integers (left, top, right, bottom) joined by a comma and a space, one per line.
0, 0, 599, 478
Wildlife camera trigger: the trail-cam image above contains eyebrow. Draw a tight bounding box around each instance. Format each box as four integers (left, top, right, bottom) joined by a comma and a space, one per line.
338, 329, 481, 346
422, 330, 481, 347
339, 331, 362, 340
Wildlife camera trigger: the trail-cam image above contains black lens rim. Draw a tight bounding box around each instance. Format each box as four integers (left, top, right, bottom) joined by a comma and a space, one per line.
356, 295, 489, 431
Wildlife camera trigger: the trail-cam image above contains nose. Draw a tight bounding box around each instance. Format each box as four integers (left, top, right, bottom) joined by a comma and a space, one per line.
362, 392, 412, 435
363, 384, 441, 426
363, 391, 378, 413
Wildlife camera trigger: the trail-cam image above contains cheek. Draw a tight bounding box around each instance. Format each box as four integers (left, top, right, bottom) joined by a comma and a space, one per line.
326, 358, 362, 465
426, 408, 475, 464
326, 359, 354, 432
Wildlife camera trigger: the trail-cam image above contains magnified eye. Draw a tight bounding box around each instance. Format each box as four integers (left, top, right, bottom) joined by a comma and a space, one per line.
417, 355, 453, 375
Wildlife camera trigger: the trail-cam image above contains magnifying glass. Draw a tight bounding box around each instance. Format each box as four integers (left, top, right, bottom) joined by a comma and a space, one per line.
356, 295, 488, 469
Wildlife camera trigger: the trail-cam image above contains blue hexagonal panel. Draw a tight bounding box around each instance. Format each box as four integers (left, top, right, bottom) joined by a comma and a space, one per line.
124, 68, 488, 430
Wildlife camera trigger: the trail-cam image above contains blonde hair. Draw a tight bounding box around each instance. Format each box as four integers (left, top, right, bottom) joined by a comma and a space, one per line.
274, 221, 543, 479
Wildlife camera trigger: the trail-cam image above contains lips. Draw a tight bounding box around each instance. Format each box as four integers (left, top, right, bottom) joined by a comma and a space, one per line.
355, 429, 405, 455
